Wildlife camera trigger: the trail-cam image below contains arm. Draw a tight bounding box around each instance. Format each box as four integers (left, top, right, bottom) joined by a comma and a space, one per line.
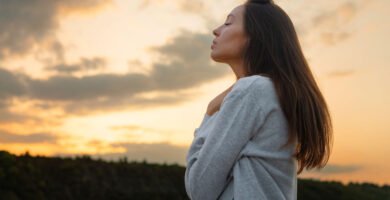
193, 113, 211, 137
185, 83, 268, 200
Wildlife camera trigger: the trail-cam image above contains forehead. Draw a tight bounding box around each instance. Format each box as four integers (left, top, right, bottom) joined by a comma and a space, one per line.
228, 5, 244, 19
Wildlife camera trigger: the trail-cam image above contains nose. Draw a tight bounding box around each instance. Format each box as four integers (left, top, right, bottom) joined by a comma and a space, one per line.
213, 26, 220, 36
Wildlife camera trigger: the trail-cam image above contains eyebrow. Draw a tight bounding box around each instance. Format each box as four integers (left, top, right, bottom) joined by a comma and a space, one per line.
227, 14, 235, 19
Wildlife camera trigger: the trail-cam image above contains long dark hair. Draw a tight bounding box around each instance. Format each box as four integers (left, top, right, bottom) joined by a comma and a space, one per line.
243, 0, 333, 174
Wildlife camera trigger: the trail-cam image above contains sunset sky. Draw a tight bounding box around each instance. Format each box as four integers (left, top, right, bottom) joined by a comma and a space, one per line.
0, 0, 389, 185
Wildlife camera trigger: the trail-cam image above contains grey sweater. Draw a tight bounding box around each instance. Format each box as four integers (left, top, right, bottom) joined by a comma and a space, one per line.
185, 75, 298, 200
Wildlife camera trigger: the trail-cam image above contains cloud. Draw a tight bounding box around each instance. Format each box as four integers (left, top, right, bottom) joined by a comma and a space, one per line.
63, 89, 195, 114
0, 30, 228, 116
0, 98, 59, 124
310, 164, 363, 174
111, 125, 162, 132
313, 2, 357, 45
147, 29, 228, 89
327, 69, 356, 78
138, 0, 207, 14
26, 72, 153, 101
0, 106, 29, 123
0, 68, 27, 99
137, 0, 218, 30
44, 57, 106, 75
320, 32, 352, 45
312, 2, 358, 27
289, 0, 375, 47
0, 0, 113, 60
179, 1, 207, 14
0, 129, 58, 144
308, 1, 371, 45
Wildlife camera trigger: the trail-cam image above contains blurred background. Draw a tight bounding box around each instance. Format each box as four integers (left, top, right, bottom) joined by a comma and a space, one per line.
0, 0, 389, 186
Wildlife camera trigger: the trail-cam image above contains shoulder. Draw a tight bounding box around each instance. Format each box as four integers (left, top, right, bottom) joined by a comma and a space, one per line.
227, 75, 276, 99
221, 74, 280, 112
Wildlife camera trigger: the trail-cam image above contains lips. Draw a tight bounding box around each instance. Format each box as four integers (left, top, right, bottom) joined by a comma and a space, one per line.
211, 40, 217, 49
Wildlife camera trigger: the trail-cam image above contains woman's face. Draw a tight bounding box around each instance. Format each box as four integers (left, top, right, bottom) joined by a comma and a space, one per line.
210, 5, 248, 64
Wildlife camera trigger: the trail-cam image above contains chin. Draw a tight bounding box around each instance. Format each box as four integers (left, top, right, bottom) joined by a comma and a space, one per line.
210, 51, 224, 62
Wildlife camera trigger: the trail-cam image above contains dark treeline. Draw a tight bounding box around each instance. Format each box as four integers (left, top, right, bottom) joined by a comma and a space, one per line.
0, 150, 389, 200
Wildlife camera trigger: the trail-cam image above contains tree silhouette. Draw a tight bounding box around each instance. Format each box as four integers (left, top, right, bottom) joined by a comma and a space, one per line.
0, 150, 389, 200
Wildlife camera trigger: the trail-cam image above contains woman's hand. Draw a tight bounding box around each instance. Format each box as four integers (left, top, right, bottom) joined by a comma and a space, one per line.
206, 84, 234, 116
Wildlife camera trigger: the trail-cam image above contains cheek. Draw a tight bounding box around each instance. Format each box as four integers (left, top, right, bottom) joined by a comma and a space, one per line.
215, 31, 247, 57
228, 35, 247, 54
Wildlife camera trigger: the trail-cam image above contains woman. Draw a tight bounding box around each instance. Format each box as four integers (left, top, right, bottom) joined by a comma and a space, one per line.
185, 0, 333, 199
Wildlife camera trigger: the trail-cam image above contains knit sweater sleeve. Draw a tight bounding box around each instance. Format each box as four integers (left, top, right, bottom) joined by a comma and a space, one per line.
185, 80, 269, 200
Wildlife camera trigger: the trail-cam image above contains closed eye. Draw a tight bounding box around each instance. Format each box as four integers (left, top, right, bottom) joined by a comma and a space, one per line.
224, 23, 231, 26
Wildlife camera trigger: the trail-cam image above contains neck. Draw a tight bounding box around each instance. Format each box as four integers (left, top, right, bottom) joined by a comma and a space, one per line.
228, 59, 246, 81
